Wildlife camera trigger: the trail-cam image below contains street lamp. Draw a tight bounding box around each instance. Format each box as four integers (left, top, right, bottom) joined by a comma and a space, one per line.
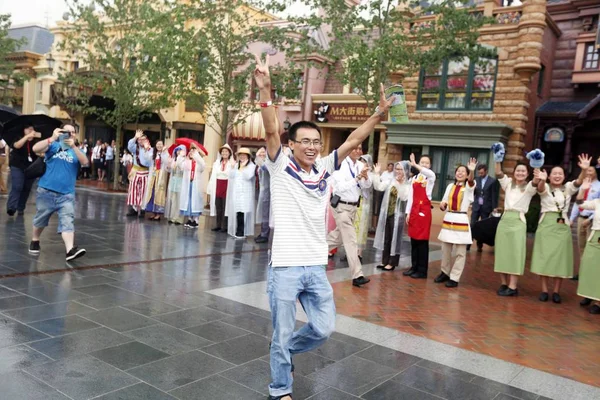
46, 54, 55, 71
283, 117, 291, 131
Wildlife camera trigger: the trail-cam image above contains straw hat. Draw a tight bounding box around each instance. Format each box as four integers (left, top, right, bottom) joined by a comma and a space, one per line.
236, 147, 252, 157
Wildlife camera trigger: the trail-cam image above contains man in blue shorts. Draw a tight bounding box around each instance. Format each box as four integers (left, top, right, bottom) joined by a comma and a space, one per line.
29, 125, 89, 261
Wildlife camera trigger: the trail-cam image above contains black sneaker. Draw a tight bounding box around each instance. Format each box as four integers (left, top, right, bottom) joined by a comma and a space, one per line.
29, 241, 41, 255
184, 221, 192, 228
7, 209, 15, 216
191, 221, 199, 228
66, 246, 86, 261
352, 276, 370, 287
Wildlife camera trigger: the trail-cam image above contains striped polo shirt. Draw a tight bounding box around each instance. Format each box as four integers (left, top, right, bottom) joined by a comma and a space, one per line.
266, 147, 339, 267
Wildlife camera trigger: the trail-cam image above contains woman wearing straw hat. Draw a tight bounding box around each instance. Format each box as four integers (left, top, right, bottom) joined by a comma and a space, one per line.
208, 144, 234, 232
226, 147, 256, 238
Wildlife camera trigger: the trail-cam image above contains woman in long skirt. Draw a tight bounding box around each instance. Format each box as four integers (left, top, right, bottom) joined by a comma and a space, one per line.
493, 159, 542, 296
373, 161, 410, 271
143, 141, 170, 221
179, 146, 206, 228
207, 144, 234, 232
226, 148, 256, 238
530, 155, 590, 303
354, 154, 374, 260
435, 158, 477, 288
165, 145, 186, 225
575, 177, 600, 314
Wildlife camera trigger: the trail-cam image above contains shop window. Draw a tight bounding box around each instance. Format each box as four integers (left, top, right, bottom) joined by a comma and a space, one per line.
583, 43, 599, 70
429, 147, 490, 201
417, 57, 497, 111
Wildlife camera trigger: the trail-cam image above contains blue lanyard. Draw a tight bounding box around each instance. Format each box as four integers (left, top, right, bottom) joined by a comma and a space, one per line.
348, 161, 360, 188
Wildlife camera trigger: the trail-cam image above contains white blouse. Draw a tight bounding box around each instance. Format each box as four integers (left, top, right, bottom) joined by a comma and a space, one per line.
499, 175, 537, 213
539, 182, 579, 214
579, 199, 600, 231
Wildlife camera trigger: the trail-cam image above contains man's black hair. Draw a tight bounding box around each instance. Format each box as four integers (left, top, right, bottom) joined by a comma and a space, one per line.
477, 163, 488, 171
288, 121, 322, 142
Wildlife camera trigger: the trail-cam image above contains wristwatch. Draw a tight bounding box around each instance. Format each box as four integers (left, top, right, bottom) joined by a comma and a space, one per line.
374, 106, 386, 118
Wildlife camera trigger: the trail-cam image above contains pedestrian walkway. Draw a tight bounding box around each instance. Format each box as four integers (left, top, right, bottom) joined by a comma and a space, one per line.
0, 191, 598, 399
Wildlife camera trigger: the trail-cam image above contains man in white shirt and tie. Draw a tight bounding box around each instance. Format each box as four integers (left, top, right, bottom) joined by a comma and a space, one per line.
327, 146, 372, 287
91, 140, 102, 180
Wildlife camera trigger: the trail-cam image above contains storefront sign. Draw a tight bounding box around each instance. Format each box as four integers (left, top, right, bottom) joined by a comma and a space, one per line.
385, 85, 409, 123
312, 102, 372, 124
544, 127, 564, 143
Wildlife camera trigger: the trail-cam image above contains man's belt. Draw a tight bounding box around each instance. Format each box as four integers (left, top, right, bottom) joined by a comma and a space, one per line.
579, 215, 591, 220
339, 200, 359, 207
448, 211, 467, 214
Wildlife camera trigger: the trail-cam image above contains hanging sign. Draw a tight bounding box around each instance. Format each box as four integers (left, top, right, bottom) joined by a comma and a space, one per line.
544, 127, 564, 143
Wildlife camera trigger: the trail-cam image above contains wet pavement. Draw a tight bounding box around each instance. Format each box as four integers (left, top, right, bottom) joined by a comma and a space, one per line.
0, 189, 597, 399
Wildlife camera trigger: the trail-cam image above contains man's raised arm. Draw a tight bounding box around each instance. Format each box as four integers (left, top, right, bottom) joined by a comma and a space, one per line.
337, 84, 393, 162
254, 54, 281, 161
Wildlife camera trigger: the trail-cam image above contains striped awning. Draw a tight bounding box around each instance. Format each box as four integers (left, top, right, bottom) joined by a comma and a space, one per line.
231, 111, 280, 141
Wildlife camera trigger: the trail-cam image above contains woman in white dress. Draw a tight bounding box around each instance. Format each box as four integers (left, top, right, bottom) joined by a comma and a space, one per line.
165, 145, 186, 225
373, 161, 410, 271
178, 146, 206, 228
226, 147, 256, 238
207, 144, 234, 232
143, 141, 170, 221
434, 158, 477, 288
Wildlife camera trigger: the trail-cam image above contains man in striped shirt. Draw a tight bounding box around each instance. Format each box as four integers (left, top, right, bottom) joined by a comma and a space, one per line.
254, 55, 393, 400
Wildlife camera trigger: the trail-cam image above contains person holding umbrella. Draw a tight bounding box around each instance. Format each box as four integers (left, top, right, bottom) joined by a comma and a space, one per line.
28, 125, 89, 261
530, 155, 590, 303
6, 124, 41, 216
178, 143, 207, 228
492, 144, 544, 297
226, 147, 256, 238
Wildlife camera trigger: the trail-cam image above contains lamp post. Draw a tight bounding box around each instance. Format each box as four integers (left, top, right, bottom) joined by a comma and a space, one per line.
46, 54, 55, 72
283, 117, 291, 131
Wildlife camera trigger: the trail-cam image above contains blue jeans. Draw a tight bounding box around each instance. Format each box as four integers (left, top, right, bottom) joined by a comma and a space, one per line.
267, 266, 336, 397
7, 167, 35, 212
33, 188, 75, 233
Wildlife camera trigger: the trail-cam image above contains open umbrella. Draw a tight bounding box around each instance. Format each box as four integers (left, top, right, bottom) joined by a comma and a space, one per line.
0, 105, 20, 124
471, 215, 501, 247
175, 137, 208, 157
1, 114, 62, 146
167, 143, 187, 157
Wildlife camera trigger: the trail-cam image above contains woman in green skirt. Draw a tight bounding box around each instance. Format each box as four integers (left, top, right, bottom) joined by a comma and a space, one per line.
531, 156, 589, 303
493, 160, 542, 297
576, 177, 600, 315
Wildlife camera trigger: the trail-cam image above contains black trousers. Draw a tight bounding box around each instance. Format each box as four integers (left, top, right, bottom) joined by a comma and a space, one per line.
236, 212, 245, 236
382, 215, 400, 267
215, 197, 227, 230
411, 238, 429, 275
471, 207, 491, 249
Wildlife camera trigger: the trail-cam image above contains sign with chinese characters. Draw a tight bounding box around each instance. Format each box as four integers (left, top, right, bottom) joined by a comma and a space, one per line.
544, 127, 565, 143
312, 103, 373, 124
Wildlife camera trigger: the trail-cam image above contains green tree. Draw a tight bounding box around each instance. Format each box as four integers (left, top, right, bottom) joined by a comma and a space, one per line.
183, 0, 303, 144
60, 0, 198, 189
0, 14, 27, 105
292, 0, 496, 153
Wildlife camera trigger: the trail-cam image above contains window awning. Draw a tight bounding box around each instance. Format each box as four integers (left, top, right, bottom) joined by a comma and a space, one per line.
384, 120, 513, 149
231, 111, 280, 141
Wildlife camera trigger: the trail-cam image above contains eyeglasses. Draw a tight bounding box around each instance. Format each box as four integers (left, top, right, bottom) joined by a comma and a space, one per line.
294, 139, 322, 147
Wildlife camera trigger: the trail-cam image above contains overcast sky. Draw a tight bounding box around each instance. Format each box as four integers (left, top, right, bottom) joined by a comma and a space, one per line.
0, 0, 312, 28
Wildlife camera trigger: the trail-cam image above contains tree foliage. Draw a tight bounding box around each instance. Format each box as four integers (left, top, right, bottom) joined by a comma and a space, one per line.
61, 0, 198, 189
0, 14, 28, 105
182, 0, 305, 143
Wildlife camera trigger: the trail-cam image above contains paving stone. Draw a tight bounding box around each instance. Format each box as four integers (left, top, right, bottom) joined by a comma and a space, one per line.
0, 370, 70, 400
202, 333, 270, 364
94, 383, 177, 399
0, 295, 45, 310
125, 323, 213, 355
123, 300, 181, 316
0, 315, 49, 347
90, 341, 170, 370
82, 307, 159, 332
170, 375, 264, 400
184, 320, 250, 342
3, 301, 97, 323
0, 345, 53, 374
154, 306, 229, 329
29, 315, 100, 336
25, 354, 139, 399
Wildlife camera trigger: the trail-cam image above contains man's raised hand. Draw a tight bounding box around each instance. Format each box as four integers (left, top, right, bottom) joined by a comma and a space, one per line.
254, 54, 271, 91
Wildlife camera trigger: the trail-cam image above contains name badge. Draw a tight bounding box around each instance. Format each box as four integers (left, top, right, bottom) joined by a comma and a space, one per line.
478, 197, 483, 205
28, 156, 33, 163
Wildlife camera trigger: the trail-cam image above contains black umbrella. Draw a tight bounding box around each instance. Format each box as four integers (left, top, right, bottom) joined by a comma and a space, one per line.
0, 105, 20, 124
1, 114, 62, 145
471, 216, 501, 247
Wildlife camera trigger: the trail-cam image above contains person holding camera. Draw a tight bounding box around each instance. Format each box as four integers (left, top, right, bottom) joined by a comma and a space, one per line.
6, 125, 41, 216
326, 145, 372, 287
28, 125, 89, 261
530, 155, 590, 303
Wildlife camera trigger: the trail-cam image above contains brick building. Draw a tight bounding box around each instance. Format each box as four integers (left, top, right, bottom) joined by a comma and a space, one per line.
314, 0, 558, 201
